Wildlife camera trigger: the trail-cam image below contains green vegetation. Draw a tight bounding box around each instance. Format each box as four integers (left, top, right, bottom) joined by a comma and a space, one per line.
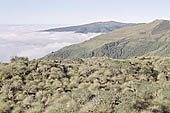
0, 56, 170, 113
44, 19, 170, 60
41, 21, 138, 33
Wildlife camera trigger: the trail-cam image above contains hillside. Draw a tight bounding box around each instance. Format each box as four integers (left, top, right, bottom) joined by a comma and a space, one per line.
0, 56, 170, 113
41, 21, 138, 33
44, 19, 170, 60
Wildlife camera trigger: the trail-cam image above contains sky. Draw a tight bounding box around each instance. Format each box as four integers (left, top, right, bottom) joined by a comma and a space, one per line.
0, 0, 170, 24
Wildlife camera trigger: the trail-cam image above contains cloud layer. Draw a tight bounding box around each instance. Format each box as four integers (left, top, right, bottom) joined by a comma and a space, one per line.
0, 25, 100, 62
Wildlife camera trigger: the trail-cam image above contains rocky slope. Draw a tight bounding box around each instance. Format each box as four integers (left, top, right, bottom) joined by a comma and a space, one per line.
41, 21, 138, 33
0, 57, 170, 113
44, 19, 170, 60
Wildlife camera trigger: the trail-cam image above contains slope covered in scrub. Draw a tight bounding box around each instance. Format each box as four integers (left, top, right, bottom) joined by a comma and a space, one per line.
0, 57, 170, 113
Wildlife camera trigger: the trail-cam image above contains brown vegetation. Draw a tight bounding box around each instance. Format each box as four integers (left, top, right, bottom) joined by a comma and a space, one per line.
0, 56, 170, 113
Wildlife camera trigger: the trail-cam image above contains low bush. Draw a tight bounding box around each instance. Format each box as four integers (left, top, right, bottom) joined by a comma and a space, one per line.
0, 56, 170, 113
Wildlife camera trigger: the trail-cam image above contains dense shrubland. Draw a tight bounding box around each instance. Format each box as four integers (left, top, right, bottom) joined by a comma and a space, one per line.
0, 56, 170, 113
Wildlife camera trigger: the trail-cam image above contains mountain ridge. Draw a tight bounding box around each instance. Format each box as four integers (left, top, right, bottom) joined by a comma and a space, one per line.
41, 21, 140, 33
43, 19, 170, 60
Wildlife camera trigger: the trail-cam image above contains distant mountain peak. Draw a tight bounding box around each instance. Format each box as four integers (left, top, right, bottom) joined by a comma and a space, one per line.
152, 19, 170, 23
41, 21, 139, 33
151, 19, 170, 34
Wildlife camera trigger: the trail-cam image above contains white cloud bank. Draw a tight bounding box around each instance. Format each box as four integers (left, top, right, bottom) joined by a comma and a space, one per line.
0, 25, 100, 62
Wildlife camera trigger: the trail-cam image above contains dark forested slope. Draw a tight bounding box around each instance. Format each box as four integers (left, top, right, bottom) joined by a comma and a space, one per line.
42, 21, 138, 33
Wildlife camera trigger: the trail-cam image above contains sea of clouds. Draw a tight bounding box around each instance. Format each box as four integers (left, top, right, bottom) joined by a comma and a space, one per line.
0, 25, 100, 62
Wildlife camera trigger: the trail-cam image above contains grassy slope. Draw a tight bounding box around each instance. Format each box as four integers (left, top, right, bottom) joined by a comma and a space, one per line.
44, 20, 170, 60
1, 57, 170, 113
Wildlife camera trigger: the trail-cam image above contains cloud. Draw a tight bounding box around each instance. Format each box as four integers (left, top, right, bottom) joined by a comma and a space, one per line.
17, 42, 72, 59
0, 25, 100, 62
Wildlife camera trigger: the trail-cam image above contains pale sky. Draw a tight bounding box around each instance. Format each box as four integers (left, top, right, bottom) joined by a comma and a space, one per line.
0, 0, 170, 24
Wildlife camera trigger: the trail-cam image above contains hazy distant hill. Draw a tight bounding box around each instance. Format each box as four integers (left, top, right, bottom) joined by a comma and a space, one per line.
44, 19, 170, 60
41, 21, 139, 33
